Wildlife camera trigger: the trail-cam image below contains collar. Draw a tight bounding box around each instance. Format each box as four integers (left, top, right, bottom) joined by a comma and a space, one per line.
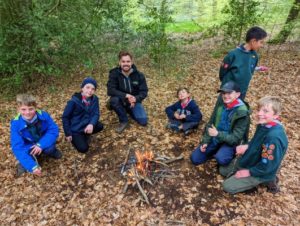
264, 120, 280, 128
224, 99, 241, 109
181, 98, 191, 109
22, 114, 38, 124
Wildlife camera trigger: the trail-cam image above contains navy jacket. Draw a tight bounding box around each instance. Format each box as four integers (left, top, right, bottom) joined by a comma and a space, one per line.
107, 64, 148, 103
10, 110, 59, 172
165, 99, 202, 123
62, 93, 100, 136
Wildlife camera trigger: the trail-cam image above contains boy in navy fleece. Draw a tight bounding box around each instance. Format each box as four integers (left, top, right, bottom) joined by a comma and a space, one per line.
165, 87, 202, 135
10, 94, 61, 177
62, 77, 103, 153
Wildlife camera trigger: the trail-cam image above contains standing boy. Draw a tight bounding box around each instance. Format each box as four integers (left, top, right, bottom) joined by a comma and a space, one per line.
219, 26, 268, 100
107, 51, 148, 133
165, 87, 202, 135
221, 96, 288, 194
62, 77, 103, 153
190, 81, 250, 166
10, 94, 61, 176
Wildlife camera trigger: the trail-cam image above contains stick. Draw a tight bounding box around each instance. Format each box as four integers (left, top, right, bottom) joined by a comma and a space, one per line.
122, 181, 128, 193
134, 168, 150, 205
121, 148, 131, 174
164, 155, 184, 164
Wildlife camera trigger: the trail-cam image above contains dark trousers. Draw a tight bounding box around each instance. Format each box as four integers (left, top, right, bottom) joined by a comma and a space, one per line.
71, 122, 103, 153
109, 96, 147, 126
168, 119, 199, 132
190, 141, 236, 166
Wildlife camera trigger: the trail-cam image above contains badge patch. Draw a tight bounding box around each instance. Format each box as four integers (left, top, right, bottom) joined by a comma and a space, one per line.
267, 149, 273, 155
268, 155, 274, 160
269, 144, 275, 150
223, 63, 229, 69
262, 158, 268, 164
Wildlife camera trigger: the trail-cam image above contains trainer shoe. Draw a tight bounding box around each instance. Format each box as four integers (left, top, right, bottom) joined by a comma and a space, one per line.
116, 122, 129, 133
16, 163, 26, 177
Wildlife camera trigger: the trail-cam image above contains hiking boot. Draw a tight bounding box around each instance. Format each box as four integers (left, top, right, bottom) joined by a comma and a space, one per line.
116, 122, 129, 133
266, 176, 280, 194
50, 149, 63, 159
16, 163, 26, 177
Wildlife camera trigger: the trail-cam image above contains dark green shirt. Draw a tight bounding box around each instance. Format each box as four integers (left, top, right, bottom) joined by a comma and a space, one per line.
219, 45, 258, 96
239, 123, 288, 182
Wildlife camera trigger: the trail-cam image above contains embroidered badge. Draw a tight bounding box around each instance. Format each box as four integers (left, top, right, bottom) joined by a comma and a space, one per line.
268, 155, 274, 160
267, 149, 273, 155
252, 55, 256, 58
262, 158, 268, 164
269, 144, 275, 150
132, 81, 139, 85
223, 63, 229, 69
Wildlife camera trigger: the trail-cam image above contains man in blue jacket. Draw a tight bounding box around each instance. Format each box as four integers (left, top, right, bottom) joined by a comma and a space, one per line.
107, 51, 148, 133
10, 94, 61, 177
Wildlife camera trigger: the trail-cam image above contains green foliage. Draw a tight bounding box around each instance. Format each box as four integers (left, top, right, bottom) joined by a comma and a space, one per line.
137, 0, 176, 74
218, 0, 262, 45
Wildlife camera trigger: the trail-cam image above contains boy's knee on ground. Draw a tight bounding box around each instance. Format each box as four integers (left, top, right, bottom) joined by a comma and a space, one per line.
136, 117, 147, 126
215, 155, 232, 166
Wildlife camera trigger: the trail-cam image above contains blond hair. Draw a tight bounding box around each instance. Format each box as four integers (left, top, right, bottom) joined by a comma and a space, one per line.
16, 94, 37, 107
258, 96, 282, 115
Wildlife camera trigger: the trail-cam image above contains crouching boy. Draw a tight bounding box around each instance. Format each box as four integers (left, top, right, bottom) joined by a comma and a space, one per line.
10, 94, 61, 176
165, 87, 202, 135
62, 77, 103, 153
190, 81, 250, 166
221, 96, 288, 194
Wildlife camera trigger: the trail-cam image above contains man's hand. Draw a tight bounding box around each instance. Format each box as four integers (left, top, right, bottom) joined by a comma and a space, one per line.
200, 144, 207, 152
66, 136, 72, 142
33, 167, 42, 176
84, 124, 94, 134
126, 94, 136, 108
236, 144, 248, 156
234, 169, 250, 179
174, 112, 181, 120
208, 124, 218, 137
30, 145, 42, 156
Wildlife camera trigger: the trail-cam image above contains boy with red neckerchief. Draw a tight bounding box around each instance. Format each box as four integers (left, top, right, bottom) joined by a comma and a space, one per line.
220, 96, 288, 194
165, 87, 202, 135
190, 81, 250, 166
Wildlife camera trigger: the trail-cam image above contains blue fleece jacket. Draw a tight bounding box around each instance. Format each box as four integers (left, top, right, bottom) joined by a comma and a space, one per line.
10, 110, 59, 172
165, 99, 202, 123
62, 93, 100, 136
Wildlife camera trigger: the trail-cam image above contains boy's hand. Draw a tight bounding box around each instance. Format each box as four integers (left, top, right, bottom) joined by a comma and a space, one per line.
84, 124, 94, 134
33, 167, 42, 176
208, 125, 218, 137
179, 114, 186, 119
174, 112, 181, 119
236, 144, 248, 156
30, 145, 42, 156
200, 144, 207, 152
66, 136, 72, 142
234, 169, 250, 179
257, 65, 269, 72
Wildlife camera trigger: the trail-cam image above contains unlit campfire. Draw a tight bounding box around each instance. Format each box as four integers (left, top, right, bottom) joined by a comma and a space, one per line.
121, 149, 184, 204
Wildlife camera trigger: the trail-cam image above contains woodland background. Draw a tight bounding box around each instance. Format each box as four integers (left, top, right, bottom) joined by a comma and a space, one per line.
0, 0, 299, 225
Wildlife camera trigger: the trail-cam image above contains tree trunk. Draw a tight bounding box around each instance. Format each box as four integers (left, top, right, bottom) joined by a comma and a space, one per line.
272, 0, 300, 43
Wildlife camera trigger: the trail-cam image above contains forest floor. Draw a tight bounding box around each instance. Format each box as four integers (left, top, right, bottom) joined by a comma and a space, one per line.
0, 42, 299, 225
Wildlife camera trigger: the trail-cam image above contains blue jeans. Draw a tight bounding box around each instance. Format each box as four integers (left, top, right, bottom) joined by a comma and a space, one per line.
190, 142, 235, 166
110, 96, 148, 125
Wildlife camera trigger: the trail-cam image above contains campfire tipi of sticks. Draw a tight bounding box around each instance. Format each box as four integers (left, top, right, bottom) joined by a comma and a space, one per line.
121, 148, 184, 205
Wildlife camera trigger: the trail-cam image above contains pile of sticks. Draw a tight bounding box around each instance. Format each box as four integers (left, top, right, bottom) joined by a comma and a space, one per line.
121, 149, 184, 205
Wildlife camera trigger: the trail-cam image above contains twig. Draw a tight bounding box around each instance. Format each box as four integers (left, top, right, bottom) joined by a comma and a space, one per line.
121, 148, 131, 174
164, 155, 184, 164
122, 181, 128, 193
134, 168, 150, 205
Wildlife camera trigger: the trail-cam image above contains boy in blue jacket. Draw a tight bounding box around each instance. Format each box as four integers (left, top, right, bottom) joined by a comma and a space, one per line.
10, 94, 61, 177
165, 87, 202, 135
220, 96, 288, 194
62, 77, 103, 153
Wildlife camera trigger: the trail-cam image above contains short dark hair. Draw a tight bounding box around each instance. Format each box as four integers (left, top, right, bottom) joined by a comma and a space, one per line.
245, 26, 267, 42
177, 87, 190, 96
118, 51, 133, 60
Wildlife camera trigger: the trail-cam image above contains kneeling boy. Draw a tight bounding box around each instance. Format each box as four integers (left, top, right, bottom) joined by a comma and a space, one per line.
221, 96, 288, 194
190, 81, 250, 166
10, 94, 61, 176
